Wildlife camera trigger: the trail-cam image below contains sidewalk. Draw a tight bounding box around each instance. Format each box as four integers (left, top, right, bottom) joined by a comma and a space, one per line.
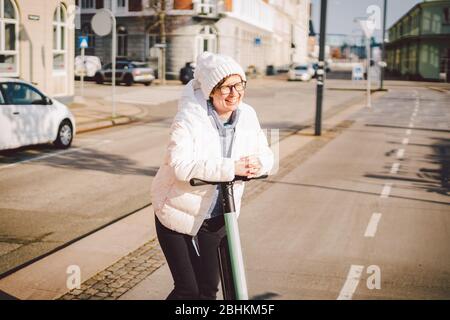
68, 96, 149, 134
0, 83, 380, 299
68, 79, 184, 134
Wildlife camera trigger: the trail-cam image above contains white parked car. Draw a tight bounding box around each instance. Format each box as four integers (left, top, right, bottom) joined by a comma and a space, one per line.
75, 55, 102, 78
288, 64, 315, 81
0, 79, 76, 151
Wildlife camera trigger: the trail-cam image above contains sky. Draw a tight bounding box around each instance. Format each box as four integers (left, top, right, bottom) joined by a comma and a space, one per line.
310, 0, 423, 42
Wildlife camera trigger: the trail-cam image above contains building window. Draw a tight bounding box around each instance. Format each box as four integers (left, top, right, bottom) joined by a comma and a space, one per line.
80, 0, 104, 8
148, 34, 161, 49
53, 3, 68, 71
117, 25, 128, 57
128, 0, 142, 12
194, 0, 215, 16
195, 25, 217, 58
0, 0, 19, 76
117, 0, 126, 8
81, 0, 95, 8
443, 8, 450, 25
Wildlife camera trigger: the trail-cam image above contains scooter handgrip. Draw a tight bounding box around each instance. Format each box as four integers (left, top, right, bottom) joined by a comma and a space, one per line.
189, 178, 209, 186
234, 174, 269, 181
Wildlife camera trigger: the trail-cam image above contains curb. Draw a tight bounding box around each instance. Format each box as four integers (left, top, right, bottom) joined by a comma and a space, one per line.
327, 87, 389, 93
76, 116, 138, 134
427, 86, 449, 94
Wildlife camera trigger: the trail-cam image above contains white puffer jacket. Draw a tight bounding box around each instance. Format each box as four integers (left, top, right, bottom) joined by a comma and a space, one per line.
151, 80, 274, 236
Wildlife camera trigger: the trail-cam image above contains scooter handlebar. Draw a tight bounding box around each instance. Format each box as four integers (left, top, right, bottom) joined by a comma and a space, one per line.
189, 174, 268, 187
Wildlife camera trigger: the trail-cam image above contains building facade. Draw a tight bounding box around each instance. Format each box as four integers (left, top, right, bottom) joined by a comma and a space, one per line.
77, 0, 310, 79
386, 0, 450, 82
0, 0, 75, 100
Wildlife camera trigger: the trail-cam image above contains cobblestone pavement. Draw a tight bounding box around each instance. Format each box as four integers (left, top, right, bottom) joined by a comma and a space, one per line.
58, 238, 165, 300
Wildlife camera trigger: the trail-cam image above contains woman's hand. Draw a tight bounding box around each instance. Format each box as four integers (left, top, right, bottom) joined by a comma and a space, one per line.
235, 155, 262, 178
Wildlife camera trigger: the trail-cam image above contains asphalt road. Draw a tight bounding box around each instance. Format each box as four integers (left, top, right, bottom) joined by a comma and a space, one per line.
238, 87, 450, 299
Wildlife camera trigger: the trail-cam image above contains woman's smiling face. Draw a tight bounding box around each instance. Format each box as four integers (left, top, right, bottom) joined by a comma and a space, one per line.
210, 74, 245, 118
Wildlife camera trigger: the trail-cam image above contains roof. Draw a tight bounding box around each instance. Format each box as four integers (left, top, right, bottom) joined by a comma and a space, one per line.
388, 0, 450, 31
0, 78, 27, 83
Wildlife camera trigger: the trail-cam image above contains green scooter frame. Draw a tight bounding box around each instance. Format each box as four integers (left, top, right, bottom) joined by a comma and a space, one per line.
190, 175, 268, 300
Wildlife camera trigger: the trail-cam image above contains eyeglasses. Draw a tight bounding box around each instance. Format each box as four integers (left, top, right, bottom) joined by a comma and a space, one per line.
218, 81, 247, 95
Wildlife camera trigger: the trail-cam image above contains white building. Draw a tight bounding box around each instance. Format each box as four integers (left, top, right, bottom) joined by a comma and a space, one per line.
0, 0, 75, 101
216, 0, 310, 70
78, 0, 310, 78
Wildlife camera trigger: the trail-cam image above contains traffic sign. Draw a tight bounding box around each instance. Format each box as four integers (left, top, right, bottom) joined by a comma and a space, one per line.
79, 36, 88, 49
92, 10, 113, 36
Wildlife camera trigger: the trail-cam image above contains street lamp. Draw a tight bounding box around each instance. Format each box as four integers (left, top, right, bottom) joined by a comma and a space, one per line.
380, 0, 387, 91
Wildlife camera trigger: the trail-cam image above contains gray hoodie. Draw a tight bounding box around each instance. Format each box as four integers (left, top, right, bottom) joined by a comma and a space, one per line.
204, 99, 241, 219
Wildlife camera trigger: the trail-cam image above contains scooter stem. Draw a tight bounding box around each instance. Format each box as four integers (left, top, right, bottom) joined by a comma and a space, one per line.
220, 182, 249, 300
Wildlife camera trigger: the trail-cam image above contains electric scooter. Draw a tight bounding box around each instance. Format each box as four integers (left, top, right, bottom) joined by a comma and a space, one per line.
190, 174, 268, 300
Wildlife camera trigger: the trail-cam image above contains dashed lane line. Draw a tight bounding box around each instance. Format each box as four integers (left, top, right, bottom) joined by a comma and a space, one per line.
390, 162, 400, 174
380, 183, 392, 198
364, 213, 382, 238
337, 265, 365, 300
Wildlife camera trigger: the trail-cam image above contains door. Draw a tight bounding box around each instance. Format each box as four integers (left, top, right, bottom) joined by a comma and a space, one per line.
104, 62, 126, 81
194, 25, 218, 59
0, 86, 19, 150
0, 82, 53, 146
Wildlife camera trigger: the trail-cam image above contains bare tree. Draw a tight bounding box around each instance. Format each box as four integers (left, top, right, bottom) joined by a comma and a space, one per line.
146, 0, 167, 84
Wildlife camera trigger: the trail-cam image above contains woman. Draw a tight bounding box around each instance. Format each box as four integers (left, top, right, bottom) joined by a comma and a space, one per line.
151, 52, 274, 300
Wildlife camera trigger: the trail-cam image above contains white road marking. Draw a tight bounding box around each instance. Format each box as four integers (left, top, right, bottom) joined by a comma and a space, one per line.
364, 213, 382, 237
406, 129, 412, 135
397, 149, 405, 159
0, 140, 112, 171
380, 183, 392, 198
390, 162, 400, 174
337, 265, 365, 300
408, 122, 414, 128
402, 138, 409, 145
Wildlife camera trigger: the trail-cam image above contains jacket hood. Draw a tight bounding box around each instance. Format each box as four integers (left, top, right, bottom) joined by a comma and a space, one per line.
178, 79, 207, 115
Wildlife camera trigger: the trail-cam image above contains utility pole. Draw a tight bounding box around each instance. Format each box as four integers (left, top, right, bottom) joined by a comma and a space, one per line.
380, 0, 387, 90
365, 35, 372, 108
315, 0, 328, 136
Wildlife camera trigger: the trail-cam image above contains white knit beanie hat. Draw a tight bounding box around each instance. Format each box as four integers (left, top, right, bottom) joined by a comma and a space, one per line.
194, 51, 247, 99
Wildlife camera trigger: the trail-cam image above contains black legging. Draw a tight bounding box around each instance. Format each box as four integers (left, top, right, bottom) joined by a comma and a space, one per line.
155, 214, 226, 300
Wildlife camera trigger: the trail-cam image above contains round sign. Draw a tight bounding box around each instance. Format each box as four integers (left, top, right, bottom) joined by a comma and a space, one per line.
91, 10, 112, 36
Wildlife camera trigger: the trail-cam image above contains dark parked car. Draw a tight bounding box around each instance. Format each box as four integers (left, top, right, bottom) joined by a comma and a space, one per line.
179, 62, 195, 85
94, 61, 155, 86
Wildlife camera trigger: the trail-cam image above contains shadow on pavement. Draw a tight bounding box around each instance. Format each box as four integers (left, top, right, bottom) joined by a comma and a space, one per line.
365, 137, 450, 197
0, 144, 158, 177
